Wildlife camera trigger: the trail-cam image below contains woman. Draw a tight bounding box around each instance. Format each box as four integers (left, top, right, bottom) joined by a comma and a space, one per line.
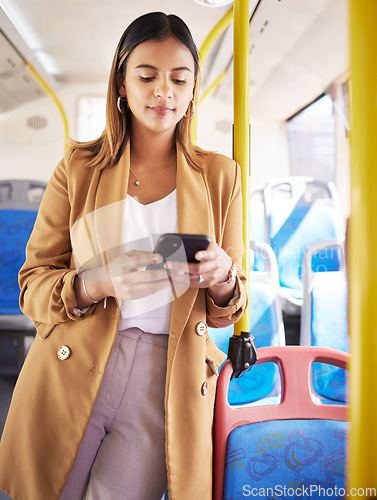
0, 12, 247, 500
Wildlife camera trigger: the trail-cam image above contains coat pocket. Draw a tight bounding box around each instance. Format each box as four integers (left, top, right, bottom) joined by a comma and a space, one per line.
205, 336, 227, 376
35, 321, 57, 340
205, 357, 218, 376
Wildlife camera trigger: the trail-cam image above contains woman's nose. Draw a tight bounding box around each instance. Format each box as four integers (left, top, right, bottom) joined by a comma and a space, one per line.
154, 79, 173, 100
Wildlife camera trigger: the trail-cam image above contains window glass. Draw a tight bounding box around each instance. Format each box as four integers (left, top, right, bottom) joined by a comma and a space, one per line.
77, 96, 106, 142
287, 94, 335, 183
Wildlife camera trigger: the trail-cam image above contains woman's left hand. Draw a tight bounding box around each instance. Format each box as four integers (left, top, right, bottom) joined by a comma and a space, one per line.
165, 242, 233, 288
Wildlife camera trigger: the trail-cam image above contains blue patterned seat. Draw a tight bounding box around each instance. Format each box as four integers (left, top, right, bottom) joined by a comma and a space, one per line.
0, 180, 46, 372
0, 210, 38, 314
224, 419, 348, 499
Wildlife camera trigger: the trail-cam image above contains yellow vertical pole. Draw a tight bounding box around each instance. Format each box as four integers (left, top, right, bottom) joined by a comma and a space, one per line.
233, 0, 250, 335
348, 0, 377, 495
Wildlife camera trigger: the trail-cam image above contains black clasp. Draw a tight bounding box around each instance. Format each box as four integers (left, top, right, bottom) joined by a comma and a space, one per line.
227, 331, 257, 380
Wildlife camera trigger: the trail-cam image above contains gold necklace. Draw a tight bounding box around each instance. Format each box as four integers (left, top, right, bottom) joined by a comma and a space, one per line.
129, 156, 177, 186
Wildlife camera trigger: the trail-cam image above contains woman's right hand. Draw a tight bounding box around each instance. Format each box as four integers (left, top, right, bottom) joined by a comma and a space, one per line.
75, 250, 174, 307
107, 250, 172, 301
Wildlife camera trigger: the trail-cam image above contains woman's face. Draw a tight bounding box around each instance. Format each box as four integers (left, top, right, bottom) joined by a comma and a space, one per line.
120, 36, 196, 136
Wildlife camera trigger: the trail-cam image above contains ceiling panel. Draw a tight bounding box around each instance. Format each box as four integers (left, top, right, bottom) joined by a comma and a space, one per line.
2, 0, 230, 83
211, 0, 349, 120
0, 0, 349, 120
0, 30, 45, 112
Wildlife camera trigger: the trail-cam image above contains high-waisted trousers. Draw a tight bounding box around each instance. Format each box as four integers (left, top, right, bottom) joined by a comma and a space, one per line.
60, 327, 169, 500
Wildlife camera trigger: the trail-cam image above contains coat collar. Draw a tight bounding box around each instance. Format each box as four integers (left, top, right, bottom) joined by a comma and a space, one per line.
93, 139, 212, 243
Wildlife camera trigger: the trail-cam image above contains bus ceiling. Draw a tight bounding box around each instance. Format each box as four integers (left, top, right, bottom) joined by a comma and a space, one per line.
0, 0, 348, 121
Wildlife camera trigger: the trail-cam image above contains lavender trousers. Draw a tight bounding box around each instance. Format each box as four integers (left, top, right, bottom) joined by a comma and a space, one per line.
60, 327, 169, 500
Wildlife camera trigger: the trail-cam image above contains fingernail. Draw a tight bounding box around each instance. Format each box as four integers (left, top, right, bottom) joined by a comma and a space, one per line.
154, 253, 163, 263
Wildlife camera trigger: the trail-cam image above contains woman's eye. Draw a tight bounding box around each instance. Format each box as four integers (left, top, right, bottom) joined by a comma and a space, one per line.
139, 76, 155, 82
172, 79, 186, 85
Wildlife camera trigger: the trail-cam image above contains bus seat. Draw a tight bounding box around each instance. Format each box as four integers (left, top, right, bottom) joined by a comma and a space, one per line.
0, 180, 46, 372
208, 241, 285, 404
264, 177, 343, 315
213, 347, 349, 500
301, 239, 348, 402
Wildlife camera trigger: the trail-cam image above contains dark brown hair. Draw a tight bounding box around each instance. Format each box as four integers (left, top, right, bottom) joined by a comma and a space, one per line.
72, 12, 207, 171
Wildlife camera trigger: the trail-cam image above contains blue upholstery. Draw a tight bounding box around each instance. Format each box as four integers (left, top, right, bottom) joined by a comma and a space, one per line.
209, 281, 281, 404
311, 273, 348, 402
270, 205, 341, 300
0, 209, 38, 314
310, 247, 342, 274
0, 180, 46, 374
223, 419, 348, 499
264, 178, 344, 316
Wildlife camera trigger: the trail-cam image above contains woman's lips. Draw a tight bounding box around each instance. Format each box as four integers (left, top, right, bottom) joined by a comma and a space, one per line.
149, 106, 173, 116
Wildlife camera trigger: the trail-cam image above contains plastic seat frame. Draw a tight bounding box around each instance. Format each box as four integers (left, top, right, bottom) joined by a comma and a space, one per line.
213, 346, 349, 500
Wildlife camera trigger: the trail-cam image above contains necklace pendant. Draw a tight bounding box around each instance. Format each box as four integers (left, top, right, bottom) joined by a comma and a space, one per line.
135, 180, 141, 186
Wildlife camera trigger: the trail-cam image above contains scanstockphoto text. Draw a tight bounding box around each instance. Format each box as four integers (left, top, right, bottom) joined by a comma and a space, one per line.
242, 484, 377, 497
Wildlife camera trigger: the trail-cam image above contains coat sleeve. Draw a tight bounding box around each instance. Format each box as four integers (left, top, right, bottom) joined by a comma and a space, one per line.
205, 161, 248, 328
19, 150, 89, 335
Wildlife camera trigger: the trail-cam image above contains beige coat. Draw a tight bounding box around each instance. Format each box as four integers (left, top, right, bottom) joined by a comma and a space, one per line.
0, 142, 247, 500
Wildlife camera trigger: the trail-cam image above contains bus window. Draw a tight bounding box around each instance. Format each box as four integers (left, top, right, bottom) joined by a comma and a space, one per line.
77, 96, 106, 141
287, 94, 335, 183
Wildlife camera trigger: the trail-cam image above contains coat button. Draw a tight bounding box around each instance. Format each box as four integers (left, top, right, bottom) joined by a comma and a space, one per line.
201, 381, 208, 396
57, 345, 71, 360
195, 321, 207, 336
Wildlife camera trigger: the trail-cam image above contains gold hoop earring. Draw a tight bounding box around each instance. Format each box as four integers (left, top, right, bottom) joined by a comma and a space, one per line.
117, 96, 127, 114
184, 99, 196, 119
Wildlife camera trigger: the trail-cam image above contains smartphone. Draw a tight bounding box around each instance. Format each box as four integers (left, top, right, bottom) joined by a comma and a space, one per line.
153, 233, 211, 264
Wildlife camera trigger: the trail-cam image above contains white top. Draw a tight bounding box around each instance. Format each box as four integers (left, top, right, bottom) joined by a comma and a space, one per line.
118, 190, 178, 334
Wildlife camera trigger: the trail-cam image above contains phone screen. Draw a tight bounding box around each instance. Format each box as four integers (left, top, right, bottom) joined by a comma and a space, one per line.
154, 233, 211, 264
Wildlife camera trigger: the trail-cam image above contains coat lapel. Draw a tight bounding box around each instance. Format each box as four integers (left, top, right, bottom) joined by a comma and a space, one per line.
170, 148, 212, 337
69, 145, 129, 272
92, 142, 130, 261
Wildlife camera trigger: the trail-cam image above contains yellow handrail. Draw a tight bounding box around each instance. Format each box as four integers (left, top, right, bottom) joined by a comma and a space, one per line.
192, 6, 234, 142
348, 0, 377, 495
25, 62, 70, 150
233, 0, 250, 336
199, 6, 234, 65
198, 70, 227, 105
